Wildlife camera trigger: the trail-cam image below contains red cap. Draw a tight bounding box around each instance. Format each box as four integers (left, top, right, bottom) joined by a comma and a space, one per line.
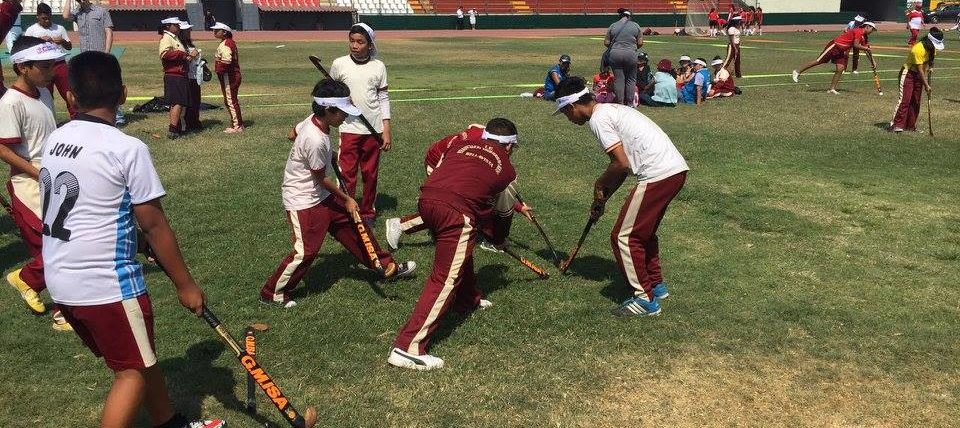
657, 59, 672, 72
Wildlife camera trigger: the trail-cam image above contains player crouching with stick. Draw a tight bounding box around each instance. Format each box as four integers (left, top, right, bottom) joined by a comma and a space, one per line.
389, 118, 520, 371
891, 28, 944, 133
42, 51, 224, 428
792, 21, 876, 94
259, 79, 415, 308
553, 77, 688, 317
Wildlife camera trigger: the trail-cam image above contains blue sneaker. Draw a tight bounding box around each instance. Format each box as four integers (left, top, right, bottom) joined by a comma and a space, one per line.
652, 282, 670, 300
612, 296, 661, 317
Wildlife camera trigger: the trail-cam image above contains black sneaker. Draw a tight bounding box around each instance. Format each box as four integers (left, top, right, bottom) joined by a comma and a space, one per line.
167, 131, 180, 140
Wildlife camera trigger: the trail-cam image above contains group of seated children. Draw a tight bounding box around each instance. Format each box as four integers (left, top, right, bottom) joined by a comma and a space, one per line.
593, 52, 738, 108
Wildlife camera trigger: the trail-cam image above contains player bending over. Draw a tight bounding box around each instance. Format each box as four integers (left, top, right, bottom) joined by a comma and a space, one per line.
389, 118, 520, 371
383, 121, 533, 251
792, 21, 876, 94
0, 36, 72, 330
41, 51, 224, 428
259, 79, 415, 308
553, 77, 688, 317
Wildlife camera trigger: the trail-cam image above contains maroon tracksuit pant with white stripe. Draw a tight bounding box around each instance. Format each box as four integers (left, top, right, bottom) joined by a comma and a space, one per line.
6, 180, 45, 292
338, 133, 381, 222
260, 197, 395, 303
393, 200, 482, 355
891, 67, 923, 131
727, 43, 742, 78
611, 172, 686, 301
218, 70, 242, 128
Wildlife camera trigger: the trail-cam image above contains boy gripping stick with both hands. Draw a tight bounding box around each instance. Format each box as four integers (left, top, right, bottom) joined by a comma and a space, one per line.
259, 79, 415, 308
383, 121, 533, 252
793, 22, 876, 94
329, 23, 391, 224
0, 36, 72, 330
389, 119, 520, 371
41, 51, 223, 428
553, 77, 688, 318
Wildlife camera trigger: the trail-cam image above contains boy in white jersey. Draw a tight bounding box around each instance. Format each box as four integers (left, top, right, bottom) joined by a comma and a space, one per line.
259, 79, 414, 308
0, 36, 72, 330
329, 23, 391, 224
41, 51, 223, 428
553, 76, 688, 318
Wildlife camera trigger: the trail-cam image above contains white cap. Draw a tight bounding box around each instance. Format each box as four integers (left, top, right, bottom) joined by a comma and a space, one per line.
854, 15, 865, 22
161, 17, 182, 25
679, 55, 691, 62
693, 59, 707, 67
313, 96, 362, 116
352, 22, 376, 44
711, 58, 724, 66
210, 22, 232, 32
928, 33, 945, 51
178, 21, 192, 30
862, 21, 876, 29
10, 42, 66, 64
553, 87, 589, 115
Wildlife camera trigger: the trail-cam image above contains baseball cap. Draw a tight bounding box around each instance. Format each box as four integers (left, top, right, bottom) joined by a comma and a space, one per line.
559, 54, 571, 63
862, 21, 877, 29
657, 59, 672, 72
210, 22, 232, 32
313, 96, 362, 116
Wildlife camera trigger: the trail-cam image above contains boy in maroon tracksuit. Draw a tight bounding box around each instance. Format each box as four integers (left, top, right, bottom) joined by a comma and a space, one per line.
389, 118, 519, 371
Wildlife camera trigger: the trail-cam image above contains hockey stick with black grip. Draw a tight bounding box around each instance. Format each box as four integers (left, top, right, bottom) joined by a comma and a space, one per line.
328, 150, 386, 275
201, 307, 318, 428
501, 246, 550, 279
307, 55, 385, 147
509, 185, 561, 267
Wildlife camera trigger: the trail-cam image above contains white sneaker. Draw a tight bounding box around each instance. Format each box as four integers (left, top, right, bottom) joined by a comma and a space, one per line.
185, 420, 226, 428
388, 347, 444, 371
477, 240, 503, 253
385, 217, 402, 250
386, 261, 417, 280
792, 70, 799, 83
827, 89, 840, 95
479, 299, 493, 310
852, 70, 859, 74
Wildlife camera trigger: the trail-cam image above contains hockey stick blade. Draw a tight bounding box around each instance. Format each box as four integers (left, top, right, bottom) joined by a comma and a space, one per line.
502, 246, 550, 279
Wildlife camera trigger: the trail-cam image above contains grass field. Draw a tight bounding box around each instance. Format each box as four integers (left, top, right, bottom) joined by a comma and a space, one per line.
1, 30, 959, 427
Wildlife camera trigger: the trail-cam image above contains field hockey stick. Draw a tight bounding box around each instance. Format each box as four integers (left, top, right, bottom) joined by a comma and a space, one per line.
328, 150, 386, 275
307, 55, 385, 148
244, 323, 270, 412
927, 92, 933, 137
501, 246, 550, 279
201, 307, 317, 428
866, 51, 883, 96
558, 216, 597, 274
509, 186, 561, 267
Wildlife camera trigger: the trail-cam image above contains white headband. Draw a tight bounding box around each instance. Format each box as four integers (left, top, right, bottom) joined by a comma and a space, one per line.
862, 21, 876, 29
210, 22, 232, 31
481, 129, 518, 145
161, 17, 182, 25
353, 22, 376, 44
10, 42, 66, 64
313, 96, 362, 116
679, 55, 691, 62
711, 59, 724, 66
553, 88, 589, 114
694, 59, 707, 66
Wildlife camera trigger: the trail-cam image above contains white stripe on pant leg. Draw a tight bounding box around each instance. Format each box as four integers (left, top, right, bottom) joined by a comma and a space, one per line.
224, 77, 238, 127
616, 184, 647, 298
400, 215, 423, 232
273, 211, 306, 302
407, 215, 472, 355
122, 298, 157, 368
892, 67, 908, 122
815, 43, 835, 64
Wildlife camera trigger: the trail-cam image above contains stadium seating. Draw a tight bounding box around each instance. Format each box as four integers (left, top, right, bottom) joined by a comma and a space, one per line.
335, 0, 413, 14
254, 0, 353, 12
420, 0, 737, 15
19, 0, 186, 13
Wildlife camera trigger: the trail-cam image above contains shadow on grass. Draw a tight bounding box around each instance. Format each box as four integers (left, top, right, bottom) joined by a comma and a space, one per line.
430, 264, 510, 349
158, 340, 274, 427
374, 193, 398, 213
0, 240, 27, 275
873, 122, 893, 131
289, 250, 399, 302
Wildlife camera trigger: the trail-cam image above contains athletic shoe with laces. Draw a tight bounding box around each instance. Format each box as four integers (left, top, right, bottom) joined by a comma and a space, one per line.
792, 70, 799, 83
651, 282, 670, 300
388, 347, 444, 371
479, 299, 493, 309
259, 297, 297, 308
51, 309, 73, 331
612, 296, 661, 317
184, 419, 226, 428
7, 269, 45, 314
852, 70, 859, 74
385, 217, 402, 250
385, 261, 417, 280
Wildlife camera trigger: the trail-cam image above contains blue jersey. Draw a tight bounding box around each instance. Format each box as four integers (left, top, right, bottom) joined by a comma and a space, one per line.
680, 68, 711, 103
544, 65, 566, 95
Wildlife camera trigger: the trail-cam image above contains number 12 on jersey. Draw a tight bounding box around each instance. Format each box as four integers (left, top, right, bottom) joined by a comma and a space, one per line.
39, 168, 80, 242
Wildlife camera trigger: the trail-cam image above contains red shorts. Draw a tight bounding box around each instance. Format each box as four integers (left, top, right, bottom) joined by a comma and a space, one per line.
59, 294, 158, 371
816, 42, 849, 66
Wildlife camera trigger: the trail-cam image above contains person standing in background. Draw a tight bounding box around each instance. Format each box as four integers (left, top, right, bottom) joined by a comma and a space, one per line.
604, 8, 642, 105
468, 8, 477, 30
2, 2, 19, 53
204, 9, 216, 30
63, 0, 124, 124
212, 22, 243, 133
178, 21, 203, 133
24, 2, 76, 118
456, 6, 464, 30
906, 2, 924, 46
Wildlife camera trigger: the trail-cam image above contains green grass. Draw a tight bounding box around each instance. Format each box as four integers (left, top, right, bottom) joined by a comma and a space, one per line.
2, 31, 959, 427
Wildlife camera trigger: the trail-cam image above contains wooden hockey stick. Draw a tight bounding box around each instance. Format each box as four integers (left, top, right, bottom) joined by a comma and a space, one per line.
510, 186, 561, 267
329, 151, 385, 275
244, 323, 270, 413
501, 246, 550, 279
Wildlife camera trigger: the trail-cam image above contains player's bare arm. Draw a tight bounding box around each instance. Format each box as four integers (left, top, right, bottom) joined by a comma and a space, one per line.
104, 27, 113, 52
0, 145, 40, 178
61, 0, 71, 21
591, 144, 631, 219
133, 199, 206, 315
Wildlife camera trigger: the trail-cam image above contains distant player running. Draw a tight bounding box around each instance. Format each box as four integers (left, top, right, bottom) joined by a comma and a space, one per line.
383, 122, 533, 251
259, 79, 415, 308
389, 118, 520, 371
0, 36, 72, 330
793, 21, 876, 94
553, 77, 688, 317
42, 50, 224, 428
906, 2, 924, 46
